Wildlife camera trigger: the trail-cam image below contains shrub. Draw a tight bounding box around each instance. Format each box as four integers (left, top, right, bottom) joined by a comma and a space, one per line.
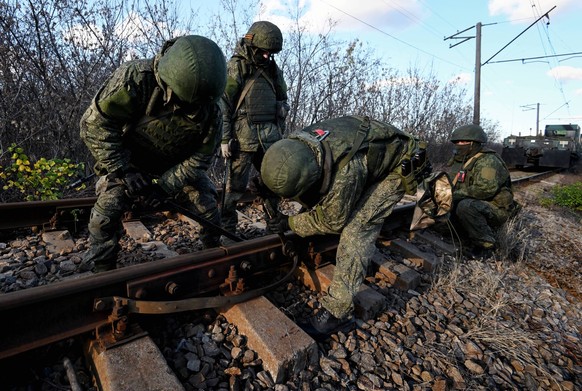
550, 182, 582, 211
0, 144, 85, 201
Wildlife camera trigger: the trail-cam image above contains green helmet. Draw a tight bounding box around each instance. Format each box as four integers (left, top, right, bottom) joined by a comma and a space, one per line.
157, 35, 226, 105
450, 124, 487, 143
245, 21, 283, 53
261, 139, 320, 198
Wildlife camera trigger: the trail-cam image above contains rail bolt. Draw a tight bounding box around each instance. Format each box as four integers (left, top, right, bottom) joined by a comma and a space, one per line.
166, 281, 181, 296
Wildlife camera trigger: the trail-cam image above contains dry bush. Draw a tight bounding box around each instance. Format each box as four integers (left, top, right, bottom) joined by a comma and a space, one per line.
494, 211, 531, 263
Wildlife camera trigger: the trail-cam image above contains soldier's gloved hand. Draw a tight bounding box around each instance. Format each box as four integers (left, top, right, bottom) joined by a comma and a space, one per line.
140, 184, 168, 208
276, 101, 290, 119
221, 142, 231, 159
122, 170, 150, 197
267, 213, 290, 234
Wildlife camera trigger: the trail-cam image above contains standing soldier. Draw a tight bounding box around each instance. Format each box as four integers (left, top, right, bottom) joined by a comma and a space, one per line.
446, 124, 518, 255
80, 35, 227, 272
260, 115, 430, 337
220, 21, 290, 237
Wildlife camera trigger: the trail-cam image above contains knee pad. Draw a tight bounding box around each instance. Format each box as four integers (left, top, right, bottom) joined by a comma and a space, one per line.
88, 208, 119, 238
89, 208, 111, 228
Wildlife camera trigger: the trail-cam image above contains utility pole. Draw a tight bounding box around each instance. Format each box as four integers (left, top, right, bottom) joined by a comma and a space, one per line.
444, 23, 483, 125
473, 23, 482, 125
521, 103, 540, 135
445, 7, 554, 130
536, 103, 542, 137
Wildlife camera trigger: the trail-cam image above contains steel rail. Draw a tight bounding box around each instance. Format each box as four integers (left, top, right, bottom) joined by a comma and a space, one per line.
0, 201, 417, 361
0, 197, 96, 230
511, 168, 563, 185
0, 234, 287, 360
0, 191, 258, 231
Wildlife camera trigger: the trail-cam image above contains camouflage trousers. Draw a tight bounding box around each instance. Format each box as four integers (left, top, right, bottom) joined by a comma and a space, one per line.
221, 150, 278, 233
84, 172, 220, 271
321, 173, 405, 319
452, 198, 510, 246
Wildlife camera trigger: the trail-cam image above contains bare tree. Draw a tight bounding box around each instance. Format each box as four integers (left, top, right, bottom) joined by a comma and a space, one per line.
0, 0, 196, 165
0, 0, 499, 187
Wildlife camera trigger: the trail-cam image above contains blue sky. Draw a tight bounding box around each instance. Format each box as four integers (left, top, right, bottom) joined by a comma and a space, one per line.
194, 0, 582, 139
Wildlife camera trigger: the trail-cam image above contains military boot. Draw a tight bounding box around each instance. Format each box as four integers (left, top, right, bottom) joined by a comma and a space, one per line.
465, 241, 495, 260
300, 308, 355, 340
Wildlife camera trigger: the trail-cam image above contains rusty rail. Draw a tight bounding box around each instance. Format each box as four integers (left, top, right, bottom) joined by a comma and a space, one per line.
0, 234, 289, 360
0, 191, 259, 231
0, 200, 416, 361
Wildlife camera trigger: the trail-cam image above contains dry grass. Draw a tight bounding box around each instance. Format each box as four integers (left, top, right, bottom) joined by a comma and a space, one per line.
423, 249, 571, 389
494, 212, 530, 263
416, 175, 581, 389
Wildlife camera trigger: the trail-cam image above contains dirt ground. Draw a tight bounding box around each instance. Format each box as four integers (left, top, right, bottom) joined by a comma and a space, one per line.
512, 170, 582, 303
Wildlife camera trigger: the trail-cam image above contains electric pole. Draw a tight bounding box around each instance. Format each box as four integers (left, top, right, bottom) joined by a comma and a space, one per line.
474, 23, 482, 126
521, 103, 541, 136
445, 7, 554, 130
444, 23, 483, 125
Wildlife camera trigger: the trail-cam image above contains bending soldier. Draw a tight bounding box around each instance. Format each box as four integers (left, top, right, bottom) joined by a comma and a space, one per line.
220, 21, 290, 237
446, 124, 518, 255
80, 35, 227, 272
261, 115, 430, 337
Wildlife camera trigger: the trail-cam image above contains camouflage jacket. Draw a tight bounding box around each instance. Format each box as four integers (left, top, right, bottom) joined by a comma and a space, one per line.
220, 40, 288, 152
447, 148, 514, 209
288, 116, 417, 237
80, 59, 222, 193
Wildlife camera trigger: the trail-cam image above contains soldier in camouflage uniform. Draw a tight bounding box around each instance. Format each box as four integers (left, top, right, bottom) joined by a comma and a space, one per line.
220, 21, 289, 236
446, 124, 517, 254
261, 116, 430, 337
80, 35, 227, 272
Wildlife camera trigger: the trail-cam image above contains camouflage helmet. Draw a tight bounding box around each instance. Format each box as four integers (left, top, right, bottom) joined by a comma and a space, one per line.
261, 139, 320, 198
244, 21, 283, 53
157, 35, 226, 105
450, 124, 487, 143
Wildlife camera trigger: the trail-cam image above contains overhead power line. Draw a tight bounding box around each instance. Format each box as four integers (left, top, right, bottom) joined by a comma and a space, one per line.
486, 51, 582, 64
482, 6, 556, 66
318, 0, 464, 68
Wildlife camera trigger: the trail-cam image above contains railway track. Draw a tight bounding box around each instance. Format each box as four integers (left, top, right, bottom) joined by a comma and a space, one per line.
0, 168, 575, 390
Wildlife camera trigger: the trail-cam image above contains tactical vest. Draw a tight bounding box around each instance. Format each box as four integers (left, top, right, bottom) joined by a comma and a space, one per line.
237, 59, 278, 123
295, 116, 421, 194
125, 87, 219, 175
449, 148, 514, 208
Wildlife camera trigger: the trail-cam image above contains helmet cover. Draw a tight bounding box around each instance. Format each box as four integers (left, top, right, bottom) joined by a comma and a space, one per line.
450, 124, 487, 143
261, 139, 320, 198
157, 35, 226, 105
245, 21, 283, 53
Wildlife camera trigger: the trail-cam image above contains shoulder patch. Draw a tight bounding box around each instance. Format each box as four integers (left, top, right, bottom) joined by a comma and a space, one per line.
311, 129, 330, 141
481, 166, 496, 180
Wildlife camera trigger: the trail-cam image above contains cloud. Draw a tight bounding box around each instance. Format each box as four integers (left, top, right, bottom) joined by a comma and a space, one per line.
489, 0, 581, 22
262, 0, 424, 33
547, 66, 582, 81
575, 88, 582, 95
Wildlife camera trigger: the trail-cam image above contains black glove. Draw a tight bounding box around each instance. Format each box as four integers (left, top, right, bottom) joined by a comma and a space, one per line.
267, 213, 290, 234
122, 170, 150, 197
138, 184, 168, 208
